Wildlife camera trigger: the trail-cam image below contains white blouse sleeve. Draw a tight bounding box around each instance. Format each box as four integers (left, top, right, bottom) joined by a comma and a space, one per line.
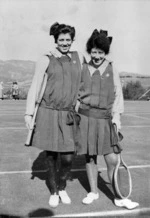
111, 64, 124, 129
75, 52, 85, 112
112, 64, 124, 115
25, 55, 49, 116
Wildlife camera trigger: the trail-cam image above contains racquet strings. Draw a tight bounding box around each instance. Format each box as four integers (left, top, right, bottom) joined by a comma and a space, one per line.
116, 161, 131, 198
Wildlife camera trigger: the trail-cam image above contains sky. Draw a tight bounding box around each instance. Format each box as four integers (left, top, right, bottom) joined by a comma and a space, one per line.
0, 0, 150, 75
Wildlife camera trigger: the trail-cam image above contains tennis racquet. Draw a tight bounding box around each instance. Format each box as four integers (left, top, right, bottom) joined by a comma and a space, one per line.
112, 123, 132, 199
25, 72, 48, 146
113, 151, 132, 199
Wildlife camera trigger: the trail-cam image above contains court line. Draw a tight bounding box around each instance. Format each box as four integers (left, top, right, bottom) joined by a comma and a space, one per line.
0, 164, 150, 175
124, 112, 150, 114
0, 114, 23, 116
0, 125, 150, 130
0, 170, 47, 175
125, 113, 150, 121
128, 164, 150, 169
1, 112, 150, 114
54, 207, 150, 217
123, 125, 150, 128
0, 110, 24, 112
0, 111, 150, 114
0, 127, 26, 130
0, 170, 48, 175
97, 164, 150, 171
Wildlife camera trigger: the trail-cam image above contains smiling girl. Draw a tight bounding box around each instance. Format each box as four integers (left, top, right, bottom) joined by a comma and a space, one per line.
25, 22, 84, 208
77, 29, 139, 209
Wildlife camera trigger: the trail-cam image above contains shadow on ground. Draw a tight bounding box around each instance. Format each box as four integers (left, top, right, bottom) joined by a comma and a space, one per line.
31, 151, 48, 181
30, 151, 73, 192
98, 172, 114, 201
28, 208, 54, 217
0, 208, 54, 218
0, 215, 21, 218
71, 171, 114, 202
31, 152, 86, 179
30, 151, 86, 182
31, 151, 114, 203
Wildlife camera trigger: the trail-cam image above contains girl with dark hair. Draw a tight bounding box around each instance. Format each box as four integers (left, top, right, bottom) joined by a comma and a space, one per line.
25, 22, 84, 208
76, 29, 139, 209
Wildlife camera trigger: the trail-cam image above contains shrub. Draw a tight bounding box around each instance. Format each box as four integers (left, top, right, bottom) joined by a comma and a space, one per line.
123, 81, 145, 100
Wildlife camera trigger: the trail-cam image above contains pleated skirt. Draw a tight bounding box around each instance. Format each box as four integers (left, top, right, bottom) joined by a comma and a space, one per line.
79, 114, 114, 155
32, 106, 75, 152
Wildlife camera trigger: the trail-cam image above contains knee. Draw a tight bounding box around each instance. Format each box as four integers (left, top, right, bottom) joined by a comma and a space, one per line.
105, 153, 118, 169
61, 155, 73, 168
46, 156, 55, 168
111, 157, 118, 168
62, 159, 72, 167
46, 151, 57, 167
86, 155, 97, 164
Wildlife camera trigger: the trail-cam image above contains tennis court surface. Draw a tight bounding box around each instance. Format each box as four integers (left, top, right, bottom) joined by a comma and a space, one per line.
0, 100, 150, 218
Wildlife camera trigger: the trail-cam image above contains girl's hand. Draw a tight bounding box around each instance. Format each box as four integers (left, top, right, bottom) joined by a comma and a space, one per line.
112, 113, 121, 132
75, 100, 80, 112
24, 115, 32, 130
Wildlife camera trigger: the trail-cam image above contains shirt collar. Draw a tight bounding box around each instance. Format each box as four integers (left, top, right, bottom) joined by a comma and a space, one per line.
50, 48, 72, 59
88, 59, 110, 76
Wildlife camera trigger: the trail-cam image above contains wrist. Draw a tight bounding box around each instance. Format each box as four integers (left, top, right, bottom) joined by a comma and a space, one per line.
112, 113, 121, 129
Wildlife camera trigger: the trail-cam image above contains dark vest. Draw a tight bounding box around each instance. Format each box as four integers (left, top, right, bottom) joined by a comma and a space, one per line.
79, 62, 115, 110
41, 51, 81, 110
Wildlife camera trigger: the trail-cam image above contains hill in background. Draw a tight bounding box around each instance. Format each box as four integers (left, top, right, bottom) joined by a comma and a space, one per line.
120, 72, 150, 89
0, 59, 150, 90
0, 60, 35, 90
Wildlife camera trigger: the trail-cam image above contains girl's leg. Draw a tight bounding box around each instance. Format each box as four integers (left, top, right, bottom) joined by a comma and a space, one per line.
58, 152, 74, 204
59, 152, 74, 191
104, 152, 118, 187
46, 151, 59, 207
85, 155, 98, 194
82, 155, 99, 204
104, 153, 139, 209
46, 151, 58, 194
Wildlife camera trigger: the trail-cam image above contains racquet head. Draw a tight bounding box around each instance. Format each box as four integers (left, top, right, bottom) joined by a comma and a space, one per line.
113, 154, 132, 199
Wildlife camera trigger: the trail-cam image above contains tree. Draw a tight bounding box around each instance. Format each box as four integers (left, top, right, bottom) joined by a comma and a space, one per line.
123, 81, 145, 100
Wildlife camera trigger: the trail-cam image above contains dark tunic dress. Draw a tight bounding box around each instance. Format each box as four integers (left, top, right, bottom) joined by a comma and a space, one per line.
78, 61, 116, 155
32, 51, 81, 152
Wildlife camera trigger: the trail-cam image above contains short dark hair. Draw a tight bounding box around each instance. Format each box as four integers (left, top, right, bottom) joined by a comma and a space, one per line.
86, 29, 112, 55
50, 22, 75, 43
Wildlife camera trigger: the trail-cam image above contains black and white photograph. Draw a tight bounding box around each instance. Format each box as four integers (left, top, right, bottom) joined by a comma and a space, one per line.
0, 0, 150, 217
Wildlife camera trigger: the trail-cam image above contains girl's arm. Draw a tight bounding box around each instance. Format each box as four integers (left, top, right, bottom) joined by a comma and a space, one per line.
25, 55, 49, 116
112, 64, 124, 130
